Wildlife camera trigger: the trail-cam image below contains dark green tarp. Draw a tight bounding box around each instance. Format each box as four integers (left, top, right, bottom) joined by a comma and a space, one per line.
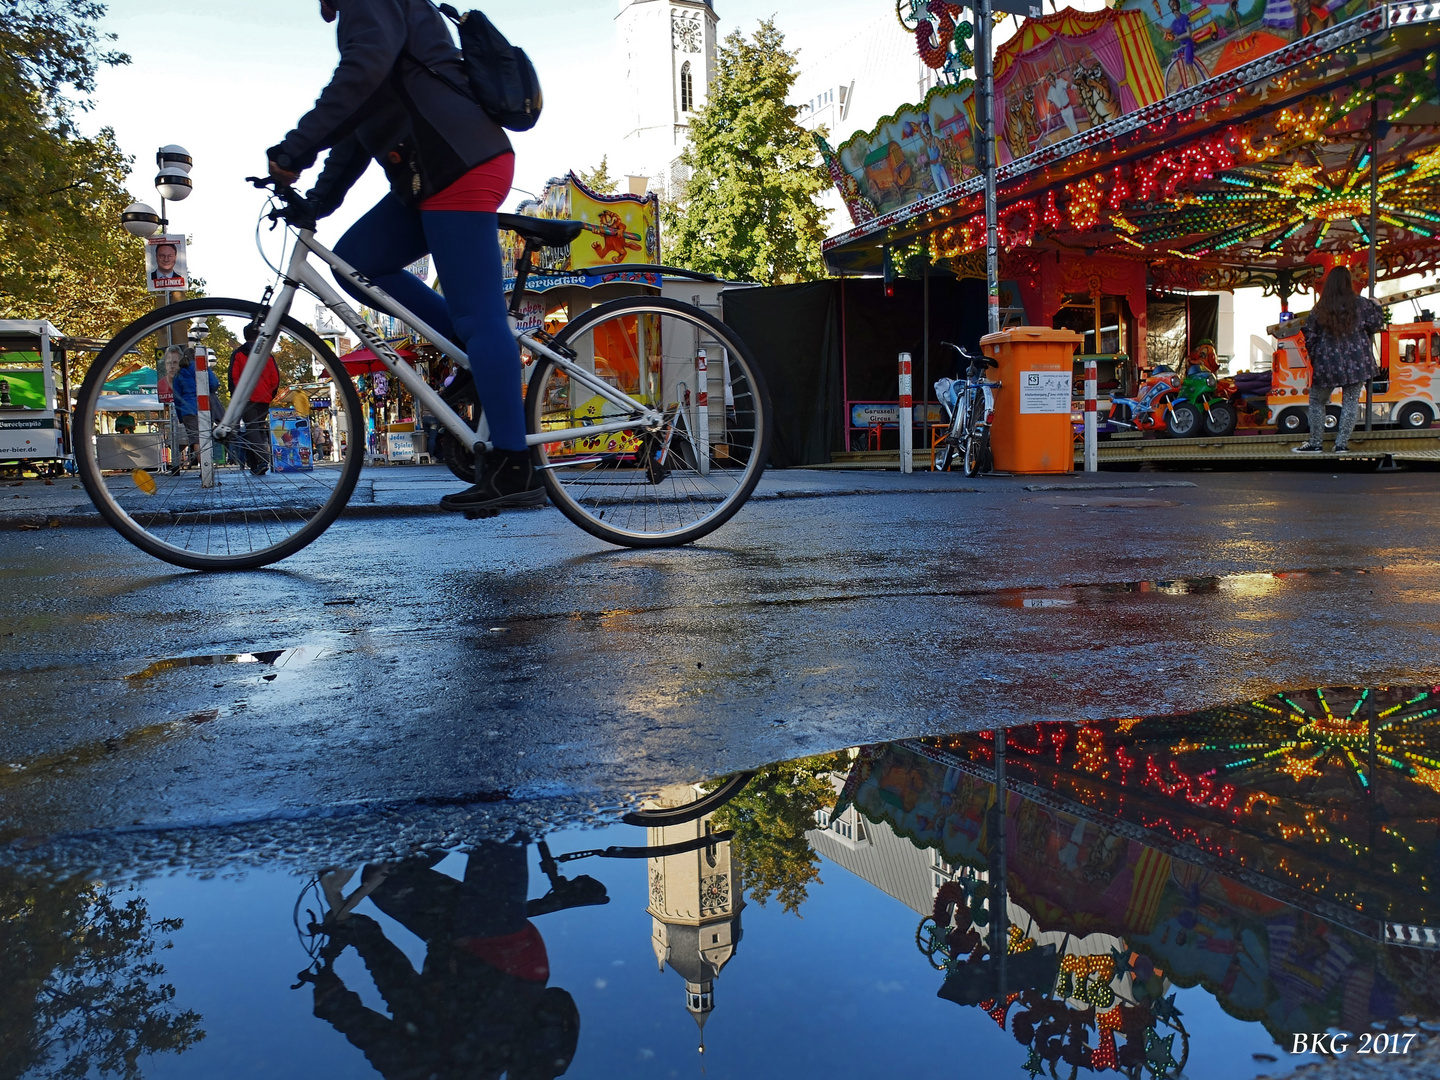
721, 275, 987, 465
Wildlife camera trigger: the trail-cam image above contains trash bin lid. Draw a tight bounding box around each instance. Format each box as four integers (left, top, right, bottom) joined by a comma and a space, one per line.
980, 326, 1084, 347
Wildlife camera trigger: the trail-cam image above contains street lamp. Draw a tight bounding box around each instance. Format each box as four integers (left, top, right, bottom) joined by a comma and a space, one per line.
121, 203, 162, 237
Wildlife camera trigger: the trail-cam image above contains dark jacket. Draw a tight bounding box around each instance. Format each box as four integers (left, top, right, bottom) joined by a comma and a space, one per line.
171, 361, 221, 419
1302, 295, 1384, 387
269, 0, 511, 205
307, 92, 415, 218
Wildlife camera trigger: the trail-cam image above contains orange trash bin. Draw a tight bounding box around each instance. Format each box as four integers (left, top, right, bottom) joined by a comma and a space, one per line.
981, 327, 1082, 474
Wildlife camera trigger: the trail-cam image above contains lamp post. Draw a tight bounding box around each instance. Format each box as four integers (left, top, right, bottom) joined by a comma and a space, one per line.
121, 144, 195, 469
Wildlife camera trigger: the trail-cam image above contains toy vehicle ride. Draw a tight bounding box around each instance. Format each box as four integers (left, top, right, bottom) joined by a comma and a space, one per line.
1269, 317, 1440, 434
1105, 366, 1203, 438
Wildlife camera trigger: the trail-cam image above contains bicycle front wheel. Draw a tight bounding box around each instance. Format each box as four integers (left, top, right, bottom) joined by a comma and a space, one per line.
526, 296, 771, 547
75, 298, 366, 570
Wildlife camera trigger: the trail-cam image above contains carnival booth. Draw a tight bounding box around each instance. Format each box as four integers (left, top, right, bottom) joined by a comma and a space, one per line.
818, 0, 1440, 463
0, 320, 73, 472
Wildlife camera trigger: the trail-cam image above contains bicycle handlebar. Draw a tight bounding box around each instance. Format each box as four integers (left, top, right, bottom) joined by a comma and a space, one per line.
247, 175, 318, 232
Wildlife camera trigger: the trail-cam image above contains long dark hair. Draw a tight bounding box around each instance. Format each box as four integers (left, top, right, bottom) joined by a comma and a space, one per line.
1312, 266, 1359, 334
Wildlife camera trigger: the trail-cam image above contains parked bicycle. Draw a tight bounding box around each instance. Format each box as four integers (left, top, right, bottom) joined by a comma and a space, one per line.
75, 180, 772, 570
933, 342, 1000, 477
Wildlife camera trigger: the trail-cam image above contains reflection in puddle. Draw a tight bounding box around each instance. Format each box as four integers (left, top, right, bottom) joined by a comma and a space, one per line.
126, 646, 325, 682
996, 568, 1383, 607
4, 688, 1440, 1078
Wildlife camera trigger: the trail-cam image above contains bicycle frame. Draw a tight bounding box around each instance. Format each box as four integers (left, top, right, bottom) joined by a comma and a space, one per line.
216, 228, 666, 453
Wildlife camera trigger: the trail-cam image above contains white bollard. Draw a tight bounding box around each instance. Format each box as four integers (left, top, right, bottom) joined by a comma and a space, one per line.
695, 348, 711, 476
1083, 358, 1098, 473
898, 351, 914, 474
195, 346, 215, 489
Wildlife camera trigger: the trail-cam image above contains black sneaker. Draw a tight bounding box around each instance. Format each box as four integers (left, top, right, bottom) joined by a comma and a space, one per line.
439, 448, 545, 512
1291, 442, 1324, 454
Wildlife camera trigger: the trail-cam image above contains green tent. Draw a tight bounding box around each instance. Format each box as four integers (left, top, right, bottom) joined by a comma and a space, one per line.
103, 368, 157, 393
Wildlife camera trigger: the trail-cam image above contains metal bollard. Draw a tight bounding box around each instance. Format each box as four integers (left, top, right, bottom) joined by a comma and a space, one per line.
1083, 358, 1097, 473
898, 351, 913, 474
195, 346, 215, 489
695, 348, 711, 476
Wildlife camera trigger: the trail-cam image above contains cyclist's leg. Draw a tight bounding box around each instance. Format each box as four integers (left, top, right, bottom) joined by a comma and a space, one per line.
332, 193, 457, 343
421, 210, 524, 452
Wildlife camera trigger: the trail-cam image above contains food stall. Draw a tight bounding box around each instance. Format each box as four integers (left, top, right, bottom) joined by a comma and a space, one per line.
0, 320, 70, 473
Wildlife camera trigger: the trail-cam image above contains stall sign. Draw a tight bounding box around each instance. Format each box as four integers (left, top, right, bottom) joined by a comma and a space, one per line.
387, 431, 416, 462
0, 416, 60, 458
268, 408, 314, 472
850, 402, 945, 426
1019, 371, 1071, 414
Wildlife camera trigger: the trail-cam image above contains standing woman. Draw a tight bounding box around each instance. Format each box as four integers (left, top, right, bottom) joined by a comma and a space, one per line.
267, 0, 541, 512
1294, 266, 1384, 454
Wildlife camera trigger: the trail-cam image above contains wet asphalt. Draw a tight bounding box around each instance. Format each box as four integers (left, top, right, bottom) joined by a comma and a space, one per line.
3, 467, 1439, 848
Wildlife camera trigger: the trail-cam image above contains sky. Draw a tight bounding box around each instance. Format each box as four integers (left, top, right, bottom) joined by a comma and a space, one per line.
82, 0, 895, 303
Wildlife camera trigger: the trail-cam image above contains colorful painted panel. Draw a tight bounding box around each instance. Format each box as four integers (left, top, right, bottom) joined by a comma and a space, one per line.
830, 83, 979, 219
501, 172, 660, 279
994, 9, 1165, 164
1114, 0, 1372, 94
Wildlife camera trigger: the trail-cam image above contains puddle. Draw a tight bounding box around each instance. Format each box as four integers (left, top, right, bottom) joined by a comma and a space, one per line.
5, 688, 1440, 1078
994, 567, 1383, 606
127, 645, 325, 682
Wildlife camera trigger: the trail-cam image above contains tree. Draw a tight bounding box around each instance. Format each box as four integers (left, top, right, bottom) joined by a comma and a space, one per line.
0, 867, 205, 1079
710, 752, 849, 914
667, 20, 831, 284
575, 156, 619, 196
0, 2, 151, 341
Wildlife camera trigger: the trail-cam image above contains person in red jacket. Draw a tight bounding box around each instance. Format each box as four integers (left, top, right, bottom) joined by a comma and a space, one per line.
229, 324, 282, 476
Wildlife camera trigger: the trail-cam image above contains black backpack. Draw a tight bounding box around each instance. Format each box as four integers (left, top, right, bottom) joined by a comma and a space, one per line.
434, 4, 543, 132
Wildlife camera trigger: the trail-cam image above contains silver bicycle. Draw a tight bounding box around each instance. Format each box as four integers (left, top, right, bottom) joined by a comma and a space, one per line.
75, 180, 771, 570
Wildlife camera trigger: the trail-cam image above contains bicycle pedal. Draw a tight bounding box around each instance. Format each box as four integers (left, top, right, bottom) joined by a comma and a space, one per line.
463, 507, 500, 520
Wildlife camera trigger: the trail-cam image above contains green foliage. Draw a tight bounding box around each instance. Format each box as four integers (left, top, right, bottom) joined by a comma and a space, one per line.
576, 155, 619, 196
0, 2, 151, 340
0, 867, 204, 1078
710, 753, 848, 914
667, 20, 831, 285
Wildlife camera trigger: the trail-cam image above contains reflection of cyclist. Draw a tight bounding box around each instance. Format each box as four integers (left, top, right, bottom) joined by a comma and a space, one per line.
303, 843, 579, 1080
267, 0, 543, 514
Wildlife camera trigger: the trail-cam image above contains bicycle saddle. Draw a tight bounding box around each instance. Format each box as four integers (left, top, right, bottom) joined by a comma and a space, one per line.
498, 213, 585, 247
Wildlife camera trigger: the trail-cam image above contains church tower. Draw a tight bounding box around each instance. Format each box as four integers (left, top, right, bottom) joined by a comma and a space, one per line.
617, 0, 720, 193
645, 783, 743, 1053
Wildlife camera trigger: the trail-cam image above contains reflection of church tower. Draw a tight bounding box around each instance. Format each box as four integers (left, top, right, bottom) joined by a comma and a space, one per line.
645, 783, 743, 1053
617, 0, 719, 193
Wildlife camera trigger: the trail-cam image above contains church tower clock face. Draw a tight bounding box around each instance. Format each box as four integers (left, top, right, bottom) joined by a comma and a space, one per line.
673, 17, 702, 53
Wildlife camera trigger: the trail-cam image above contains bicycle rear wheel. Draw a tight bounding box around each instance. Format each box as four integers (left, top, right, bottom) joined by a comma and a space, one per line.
75, 298, 365, 570
526, 296, 771, 547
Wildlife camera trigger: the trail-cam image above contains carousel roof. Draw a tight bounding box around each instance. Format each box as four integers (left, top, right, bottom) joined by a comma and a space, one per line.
823, 3, 1440, 294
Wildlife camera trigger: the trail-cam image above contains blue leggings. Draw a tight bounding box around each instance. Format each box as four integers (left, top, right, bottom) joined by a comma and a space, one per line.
333, 194, 525, 451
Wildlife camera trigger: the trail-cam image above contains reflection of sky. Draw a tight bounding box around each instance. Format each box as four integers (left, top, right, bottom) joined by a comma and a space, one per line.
121, 818, 1319, 1079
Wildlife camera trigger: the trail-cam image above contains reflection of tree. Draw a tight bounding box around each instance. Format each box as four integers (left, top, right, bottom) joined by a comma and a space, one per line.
709, 754, 848, 914
0, 867, 203, 1079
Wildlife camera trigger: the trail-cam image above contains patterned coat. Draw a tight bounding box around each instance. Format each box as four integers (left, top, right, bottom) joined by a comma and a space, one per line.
1302, 296, 1384, 387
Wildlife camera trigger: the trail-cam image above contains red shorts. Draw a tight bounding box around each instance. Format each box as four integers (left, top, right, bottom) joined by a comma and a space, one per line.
419, 152, 515, 213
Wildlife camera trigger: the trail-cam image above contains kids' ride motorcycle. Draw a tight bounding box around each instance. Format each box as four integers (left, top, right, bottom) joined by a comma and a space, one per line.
1105, 367, 1203, 438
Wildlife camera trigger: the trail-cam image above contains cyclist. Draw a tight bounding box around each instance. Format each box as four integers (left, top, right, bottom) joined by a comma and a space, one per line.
267, 0, 541, 512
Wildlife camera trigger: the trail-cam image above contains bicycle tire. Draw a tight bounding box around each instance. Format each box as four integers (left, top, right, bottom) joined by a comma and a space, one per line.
965, 426, 992, 476
75, 298, 365, 570
526, 296, 772, 547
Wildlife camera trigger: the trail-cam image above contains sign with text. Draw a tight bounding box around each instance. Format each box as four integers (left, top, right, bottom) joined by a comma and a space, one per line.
1018, 370, 1071, 413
